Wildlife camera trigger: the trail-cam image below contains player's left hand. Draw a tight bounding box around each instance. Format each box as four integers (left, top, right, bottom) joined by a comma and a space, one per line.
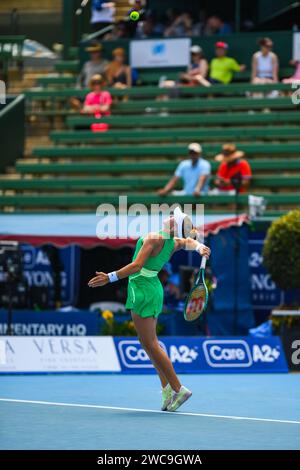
88, 272, 109, 288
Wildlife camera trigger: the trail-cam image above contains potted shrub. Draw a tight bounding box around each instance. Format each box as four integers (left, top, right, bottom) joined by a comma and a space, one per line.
263, 210, 300, 333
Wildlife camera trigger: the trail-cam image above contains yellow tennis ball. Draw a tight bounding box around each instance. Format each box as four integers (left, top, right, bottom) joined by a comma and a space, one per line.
130, 10, 140, 21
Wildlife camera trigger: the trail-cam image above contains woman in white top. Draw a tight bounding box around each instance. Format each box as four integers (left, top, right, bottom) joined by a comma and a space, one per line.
251, 37, 279, 84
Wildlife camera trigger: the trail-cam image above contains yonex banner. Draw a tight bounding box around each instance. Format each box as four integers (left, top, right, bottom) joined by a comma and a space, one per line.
21, 244, 81, 306
130, 38, 191, 68
114, 336, 288, 374
0, 336, 121, 373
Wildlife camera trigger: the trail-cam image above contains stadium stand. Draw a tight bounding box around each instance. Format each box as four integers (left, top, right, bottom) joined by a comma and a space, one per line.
0, 22, 300, 216
48, 65, 294, 85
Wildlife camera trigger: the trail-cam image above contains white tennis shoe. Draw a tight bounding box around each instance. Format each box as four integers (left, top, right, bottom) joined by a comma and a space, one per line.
167, 386, 192, 412
161, 383, 172, 411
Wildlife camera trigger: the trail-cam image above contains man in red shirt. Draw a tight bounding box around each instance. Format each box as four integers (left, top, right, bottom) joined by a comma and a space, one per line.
214, 144, 252, 194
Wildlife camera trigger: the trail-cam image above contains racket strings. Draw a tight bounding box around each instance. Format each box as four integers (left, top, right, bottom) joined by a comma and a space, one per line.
185, 285, 206, 321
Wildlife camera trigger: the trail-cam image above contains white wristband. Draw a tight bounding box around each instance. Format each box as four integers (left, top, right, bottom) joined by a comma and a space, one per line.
195, 241, 205, 254
108, 271, 119, 283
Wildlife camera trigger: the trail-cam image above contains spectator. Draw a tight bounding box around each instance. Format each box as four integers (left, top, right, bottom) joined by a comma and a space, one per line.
90, 0, 116, 32
282, 59, 300, 84
128, 0, 146, 18
81, 74, 112, 116
214, 143, 245, 163
180, 45, 209, 86
135, 15, 161, 38
128, 0, 145, 12
190, 11, 205, 37
164, 274, 182, 309
164, 12, 194, 37
106, 48, 132, 88
127, 0, 146, 37
104, 20, 131, 40
209, 41, 246, 84
77, 43, 108, 89
204, 15, 232, 36
251, 38, 279, 84
157, 143, 211, 197
214, 144, 252, 194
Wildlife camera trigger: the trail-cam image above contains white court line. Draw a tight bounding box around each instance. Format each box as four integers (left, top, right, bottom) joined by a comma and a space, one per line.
0, 398, 300, 425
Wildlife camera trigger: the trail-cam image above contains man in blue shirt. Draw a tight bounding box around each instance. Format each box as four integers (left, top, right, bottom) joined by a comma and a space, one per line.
204, 15, 233, 36
157, 143, 211, 197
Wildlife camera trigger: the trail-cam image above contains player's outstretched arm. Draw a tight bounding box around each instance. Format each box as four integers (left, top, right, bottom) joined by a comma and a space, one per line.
88, 238, 155, 288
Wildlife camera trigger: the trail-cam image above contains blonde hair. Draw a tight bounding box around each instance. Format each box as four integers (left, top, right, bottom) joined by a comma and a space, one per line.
106, 49, 127, 83
112, 47, 126, 57
89, 74, 104, 88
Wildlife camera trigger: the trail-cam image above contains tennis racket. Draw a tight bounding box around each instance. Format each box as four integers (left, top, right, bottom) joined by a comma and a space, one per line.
184, 257, 209, 322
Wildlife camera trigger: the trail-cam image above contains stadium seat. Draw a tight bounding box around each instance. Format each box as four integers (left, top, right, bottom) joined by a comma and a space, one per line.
0, 193, 299, 212
31, 143, 300, 158
50, 126, 300, 144
66, 111, 300, 128
31, 82, 292, 96
0, 176, 299, 191
15, 159, 300, 174
54, 60, 80, 74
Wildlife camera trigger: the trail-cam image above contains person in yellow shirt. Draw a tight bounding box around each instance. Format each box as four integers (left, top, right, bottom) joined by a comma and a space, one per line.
209, 41, 246, 84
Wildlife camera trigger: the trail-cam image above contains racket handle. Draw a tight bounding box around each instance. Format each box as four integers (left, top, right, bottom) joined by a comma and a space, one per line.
200, 257, 207, 270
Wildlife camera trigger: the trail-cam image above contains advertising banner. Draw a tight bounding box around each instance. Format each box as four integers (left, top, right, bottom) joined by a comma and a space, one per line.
0, 310, 98, 336
130, 38, 191, 68
281, 333, 300, 372
0, 336, 121, 373
0, 336, 288, 374
114, 336, 288, 374
248, 237, 284, 312
21, 244, 80, 306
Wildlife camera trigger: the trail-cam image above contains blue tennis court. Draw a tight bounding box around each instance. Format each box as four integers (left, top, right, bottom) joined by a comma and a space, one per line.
1, 373, 299, 450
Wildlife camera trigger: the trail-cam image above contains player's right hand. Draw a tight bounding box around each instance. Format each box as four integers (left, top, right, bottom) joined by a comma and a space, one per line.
198, 244, 211, 258
88, 272, 109, 288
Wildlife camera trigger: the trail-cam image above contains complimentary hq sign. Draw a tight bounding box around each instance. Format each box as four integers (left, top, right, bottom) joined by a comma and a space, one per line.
0, 310, 98, 336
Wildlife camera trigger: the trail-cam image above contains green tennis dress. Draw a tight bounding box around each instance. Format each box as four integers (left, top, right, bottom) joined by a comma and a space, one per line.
125, 231, 175, 318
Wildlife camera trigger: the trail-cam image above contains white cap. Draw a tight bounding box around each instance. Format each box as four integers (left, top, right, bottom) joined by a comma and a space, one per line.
174, 206, 193, 239
174, 207, 186, 238
190, 45, 202, 54
188, 142, 202, 154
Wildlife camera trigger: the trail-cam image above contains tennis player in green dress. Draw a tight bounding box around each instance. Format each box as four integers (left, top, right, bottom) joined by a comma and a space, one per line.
88, 207, 210, 412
